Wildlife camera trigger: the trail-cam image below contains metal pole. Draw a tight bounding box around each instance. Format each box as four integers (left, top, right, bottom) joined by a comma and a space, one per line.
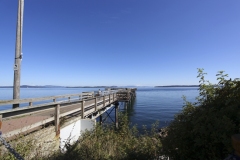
13, 0, 24, 108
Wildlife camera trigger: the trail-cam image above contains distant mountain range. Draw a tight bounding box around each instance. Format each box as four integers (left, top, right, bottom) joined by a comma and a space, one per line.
0, 85, 118, 88
155, 85, 199, 87
0, 85, 204, 88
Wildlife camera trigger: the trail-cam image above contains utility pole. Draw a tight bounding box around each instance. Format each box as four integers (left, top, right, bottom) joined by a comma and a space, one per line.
13, 0, 24, 108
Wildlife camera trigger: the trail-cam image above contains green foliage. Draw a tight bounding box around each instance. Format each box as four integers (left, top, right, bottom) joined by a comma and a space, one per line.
1, 114, 161, 160
48, 113, 162, 160
161, 69, 240, 160
0, 136, 36, 160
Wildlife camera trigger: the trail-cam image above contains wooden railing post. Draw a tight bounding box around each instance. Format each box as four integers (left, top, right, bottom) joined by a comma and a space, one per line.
55, 104, 60, 136
81, 101, 84, 119
0, 114, 2, 133
95, 97, 97, 111
103, 95, 105, 107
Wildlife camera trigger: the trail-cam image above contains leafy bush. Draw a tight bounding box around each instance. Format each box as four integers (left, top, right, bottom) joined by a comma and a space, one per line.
48, 113, 162, 160
161, 69, 240, 160
1, 112, 162, 160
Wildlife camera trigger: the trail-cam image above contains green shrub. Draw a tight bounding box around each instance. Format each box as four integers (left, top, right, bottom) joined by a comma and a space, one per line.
1, 113, 161, 160
161, 69, 240, 160
48, 113, 162, 160
0, 136, 37, 160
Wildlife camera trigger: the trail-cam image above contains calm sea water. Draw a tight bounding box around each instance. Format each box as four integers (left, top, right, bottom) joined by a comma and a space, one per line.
0, 87, 199, 129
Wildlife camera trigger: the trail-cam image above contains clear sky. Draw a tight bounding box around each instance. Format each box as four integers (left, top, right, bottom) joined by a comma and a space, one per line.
1, 0, 240, 86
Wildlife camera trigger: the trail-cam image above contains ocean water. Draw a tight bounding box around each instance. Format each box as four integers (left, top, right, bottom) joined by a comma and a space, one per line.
125, 87, 198, 129
0, 87, 199, 129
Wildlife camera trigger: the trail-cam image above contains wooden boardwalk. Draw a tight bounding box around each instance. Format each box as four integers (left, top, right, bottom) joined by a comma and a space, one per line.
0, 88, 136, 139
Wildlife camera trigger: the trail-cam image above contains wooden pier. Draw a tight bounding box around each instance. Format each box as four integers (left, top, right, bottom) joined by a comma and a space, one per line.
0, 88, 136, 139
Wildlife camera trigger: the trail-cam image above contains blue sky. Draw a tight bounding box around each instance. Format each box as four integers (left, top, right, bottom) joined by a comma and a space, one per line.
1, 0, 240, 86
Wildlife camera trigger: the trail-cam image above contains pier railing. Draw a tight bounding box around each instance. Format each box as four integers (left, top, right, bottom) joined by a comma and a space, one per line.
0, 90, 118, 138
0, 88, 136, 138
0, 91, 117, 113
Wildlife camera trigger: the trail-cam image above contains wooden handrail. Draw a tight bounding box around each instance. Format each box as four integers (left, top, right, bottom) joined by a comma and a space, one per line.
0, 90, 118, 106
0, 93, 83, 105
0, 89, 136, 138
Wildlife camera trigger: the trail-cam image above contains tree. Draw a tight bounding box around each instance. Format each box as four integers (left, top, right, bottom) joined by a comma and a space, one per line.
161, 69, 240, 160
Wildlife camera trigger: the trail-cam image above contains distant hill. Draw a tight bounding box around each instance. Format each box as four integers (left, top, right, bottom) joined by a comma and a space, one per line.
0, 85, 65, 88
0, 86, 13, 88
0, 85, 118, 88
155, 85, 199, 87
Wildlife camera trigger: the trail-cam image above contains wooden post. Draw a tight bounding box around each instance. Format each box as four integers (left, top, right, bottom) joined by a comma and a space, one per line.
0, 114, 2, 132
115, 102, 119, 129
103, 96, 105, 108
53, 98, 56, 103
29, 102, 32, 106
81, 101, 84, 119
68, 97, 70, 102
95, 97, 97, 111
13, 0, 24, 109
55, 104, 60, 136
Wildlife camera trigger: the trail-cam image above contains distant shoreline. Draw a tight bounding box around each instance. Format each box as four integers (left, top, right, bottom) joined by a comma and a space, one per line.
0, 85, 118, 88
0, 85, 200, 88
155, 85, 199, 87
